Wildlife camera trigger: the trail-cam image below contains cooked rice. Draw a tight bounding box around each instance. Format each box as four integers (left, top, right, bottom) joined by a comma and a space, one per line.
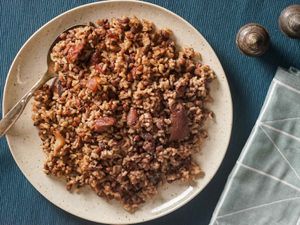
32, 16, 215, 212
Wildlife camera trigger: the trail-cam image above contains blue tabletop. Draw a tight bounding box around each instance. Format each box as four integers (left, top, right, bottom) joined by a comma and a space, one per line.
0, 0, 299, 225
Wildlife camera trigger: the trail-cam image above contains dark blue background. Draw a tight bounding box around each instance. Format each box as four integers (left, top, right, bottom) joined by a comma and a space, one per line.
0, 0, 299, 224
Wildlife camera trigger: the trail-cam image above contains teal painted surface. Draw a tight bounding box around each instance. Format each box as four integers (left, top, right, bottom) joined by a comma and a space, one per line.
0, 0, 299, 224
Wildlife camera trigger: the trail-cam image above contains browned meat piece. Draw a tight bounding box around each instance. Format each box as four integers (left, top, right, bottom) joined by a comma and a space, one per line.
53, 130, 65, 153
66, 42, 85, 63
127, 107, 138, 126
94, 117, 116, 132
50, 78, 64, 96
90, 49, 101, 65
86, 77, 100, 92
170, 104, 189, 141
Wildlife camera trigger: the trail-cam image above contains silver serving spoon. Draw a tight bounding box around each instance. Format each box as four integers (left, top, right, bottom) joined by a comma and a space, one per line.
0, 25, 85, 137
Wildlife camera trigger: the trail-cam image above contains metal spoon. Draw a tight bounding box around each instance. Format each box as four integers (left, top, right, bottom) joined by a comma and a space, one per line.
0, 25, 85, 137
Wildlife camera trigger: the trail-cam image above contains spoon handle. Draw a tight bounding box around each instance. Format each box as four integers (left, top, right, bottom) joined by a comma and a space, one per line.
0, 72, 53, 137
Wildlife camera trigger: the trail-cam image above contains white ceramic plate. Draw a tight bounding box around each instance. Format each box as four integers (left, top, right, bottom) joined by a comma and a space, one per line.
3, 1, 232, 224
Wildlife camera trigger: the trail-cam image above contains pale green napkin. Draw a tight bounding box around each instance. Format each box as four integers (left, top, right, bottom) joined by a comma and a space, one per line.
210, 67, 300, 225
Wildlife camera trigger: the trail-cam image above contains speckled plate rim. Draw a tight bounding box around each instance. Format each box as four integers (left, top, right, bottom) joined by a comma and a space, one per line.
2, 1, 233, 224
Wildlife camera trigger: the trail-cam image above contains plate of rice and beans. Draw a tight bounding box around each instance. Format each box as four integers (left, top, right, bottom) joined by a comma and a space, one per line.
3, 1, 232, 224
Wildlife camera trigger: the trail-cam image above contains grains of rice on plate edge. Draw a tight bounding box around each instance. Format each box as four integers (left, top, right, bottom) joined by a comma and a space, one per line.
32, 16, 216, 212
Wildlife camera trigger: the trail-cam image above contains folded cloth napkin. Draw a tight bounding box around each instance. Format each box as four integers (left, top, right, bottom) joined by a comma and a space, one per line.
210, 67, 300, 225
